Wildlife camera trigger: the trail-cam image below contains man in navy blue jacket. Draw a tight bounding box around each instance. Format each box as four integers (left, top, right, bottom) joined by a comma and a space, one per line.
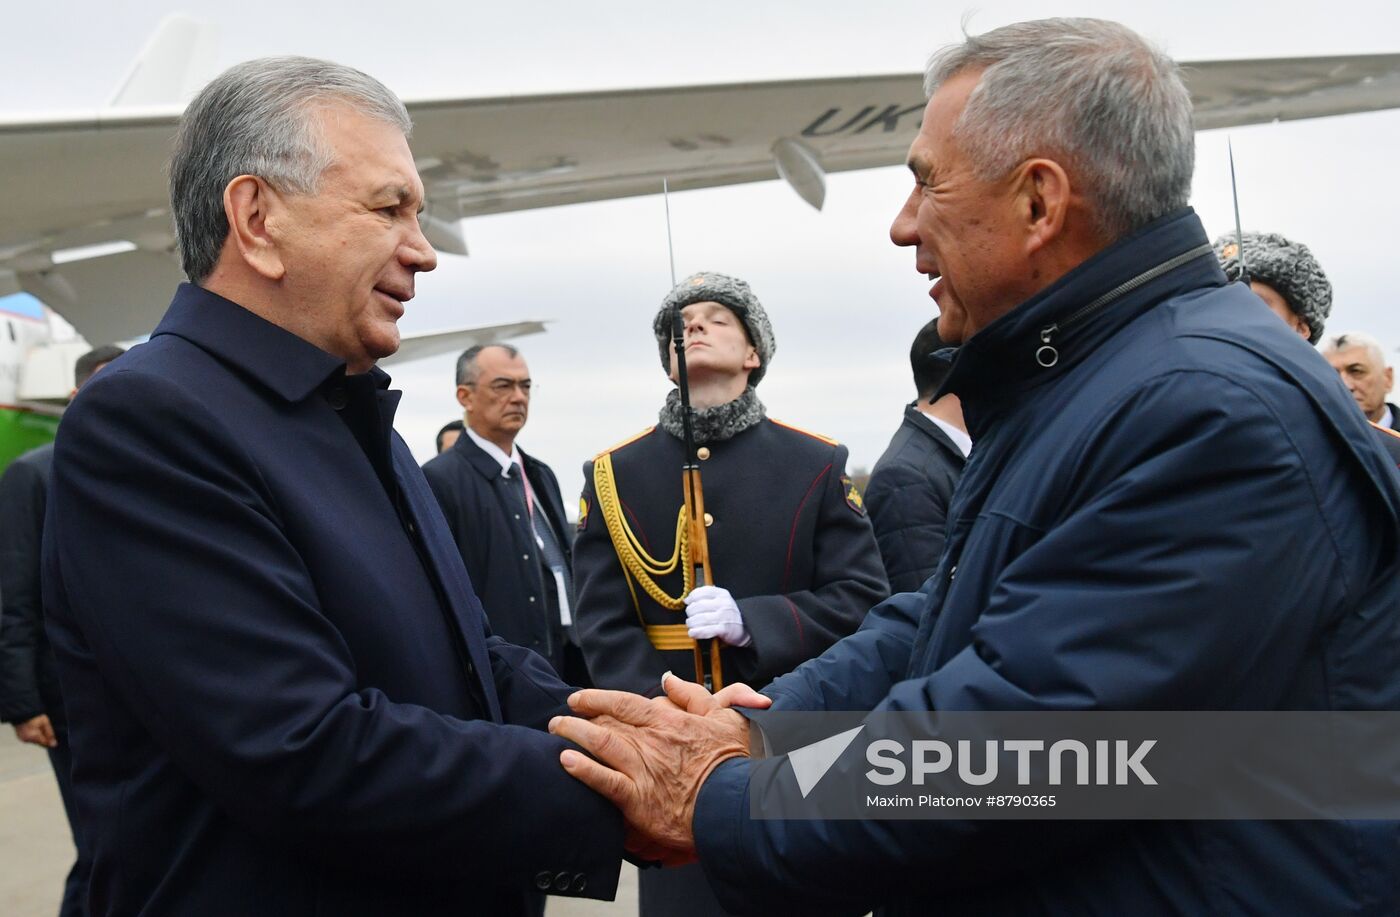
552, 18, 1400, 916
42, 58, 621, 916
865, 319, 967, 593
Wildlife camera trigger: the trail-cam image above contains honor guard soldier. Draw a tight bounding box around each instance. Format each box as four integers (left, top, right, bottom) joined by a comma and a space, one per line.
572, 271, 889, 916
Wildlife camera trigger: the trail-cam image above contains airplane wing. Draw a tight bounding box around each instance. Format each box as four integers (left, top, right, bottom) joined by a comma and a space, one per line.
3, 52, 1400, 343
383, 320, 547, 365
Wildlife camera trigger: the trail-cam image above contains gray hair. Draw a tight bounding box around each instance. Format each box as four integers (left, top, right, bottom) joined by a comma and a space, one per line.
170, 56, 412, 283
456, 343, 521, 386
925, 18, 1194, 241
1322, 331, 1389, 368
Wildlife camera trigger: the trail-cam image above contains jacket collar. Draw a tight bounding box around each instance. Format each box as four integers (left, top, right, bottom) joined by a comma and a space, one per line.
151, 283, 383, 402
940, 208, 1224, 437
902, 403, 966, 461
452, 429, 539, 483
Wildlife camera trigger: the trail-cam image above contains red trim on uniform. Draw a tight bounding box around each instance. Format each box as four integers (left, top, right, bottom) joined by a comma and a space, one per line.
783, 596, 805, 651
619, 498, 653, 554
783, 462, 832, 592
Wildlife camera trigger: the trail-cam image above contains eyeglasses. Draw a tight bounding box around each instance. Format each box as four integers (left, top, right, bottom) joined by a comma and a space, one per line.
469, 379, 534, 396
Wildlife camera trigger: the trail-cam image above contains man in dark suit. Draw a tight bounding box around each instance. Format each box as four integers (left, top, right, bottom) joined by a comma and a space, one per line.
1322, 330, 1399, 430
865, 319, 968, 593
0, 344, 122, 917
423, 344, 587, 685
41, 57, 621, 917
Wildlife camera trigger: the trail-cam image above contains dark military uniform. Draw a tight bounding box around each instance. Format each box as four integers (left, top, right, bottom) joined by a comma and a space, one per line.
574, 417, 889, 696
576, 415, 889, 917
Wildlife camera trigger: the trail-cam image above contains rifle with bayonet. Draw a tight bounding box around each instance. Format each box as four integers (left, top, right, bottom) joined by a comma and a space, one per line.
671, 310, 723, 690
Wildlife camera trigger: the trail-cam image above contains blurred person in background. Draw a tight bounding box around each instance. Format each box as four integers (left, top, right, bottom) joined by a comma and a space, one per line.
866, 318, 967, 592
0, 343, 123, 917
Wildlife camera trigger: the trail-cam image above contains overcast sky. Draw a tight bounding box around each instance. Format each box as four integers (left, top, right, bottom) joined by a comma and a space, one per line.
5, 1, 1400, 502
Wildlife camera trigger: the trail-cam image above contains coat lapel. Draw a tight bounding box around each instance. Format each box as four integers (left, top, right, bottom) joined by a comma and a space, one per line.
390, 435, 503, 722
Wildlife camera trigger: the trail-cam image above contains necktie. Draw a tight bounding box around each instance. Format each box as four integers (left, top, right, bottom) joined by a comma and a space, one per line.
509, 463, 573, 627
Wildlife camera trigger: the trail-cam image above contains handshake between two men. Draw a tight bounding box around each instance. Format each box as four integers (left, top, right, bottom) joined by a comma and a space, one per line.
549, 673, 771, 866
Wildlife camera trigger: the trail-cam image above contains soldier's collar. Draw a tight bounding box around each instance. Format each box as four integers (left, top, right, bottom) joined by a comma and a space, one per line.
658, 385, 766, 444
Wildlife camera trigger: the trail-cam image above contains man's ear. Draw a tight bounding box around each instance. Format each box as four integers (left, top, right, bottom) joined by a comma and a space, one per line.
224, 175, 286, 281
456, 383, 472, 411
1016, 158, 1072, 256
1386, 365, 1394, 392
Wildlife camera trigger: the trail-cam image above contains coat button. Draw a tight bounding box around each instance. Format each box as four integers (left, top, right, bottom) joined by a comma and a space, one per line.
523, 553, 530, 560
325, 387, 348, 410
534, 871, 553, 891
553, 871, 572, 892
703, 512, 714, 527
697, 447, 711, 460
571, 873, 587, 892
529, 596, 536, 603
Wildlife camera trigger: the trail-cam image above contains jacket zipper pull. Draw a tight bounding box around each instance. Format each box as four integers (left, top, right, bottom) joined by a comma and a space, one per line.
1037, 324, 1060, 368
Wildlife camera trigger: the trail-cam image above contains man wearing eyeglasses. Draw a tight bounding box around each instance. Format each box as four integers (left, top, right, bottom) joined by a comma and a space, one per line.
423, 344, 588, 686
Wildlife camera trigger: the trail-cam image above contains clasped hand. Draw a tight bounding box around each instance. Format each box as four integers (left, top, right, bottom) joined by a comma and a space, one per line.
549, 673, 771, 865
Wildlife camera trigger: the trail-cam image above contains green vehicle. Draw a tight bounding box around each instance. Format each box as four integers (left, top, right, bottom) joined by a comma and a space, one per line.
0, 293, 66, 469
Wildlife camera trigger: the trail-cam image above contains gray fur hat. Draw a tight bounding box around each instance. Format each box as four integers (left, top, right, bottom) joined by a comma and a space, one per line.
653, 271, 776, 385
1213, 231, 1332, 344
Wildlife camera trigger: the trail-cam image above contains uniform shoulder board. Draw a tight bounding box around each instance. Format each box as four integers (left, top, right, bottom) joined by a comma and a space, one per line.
593, 426, 656, 460
768, 417, 840, 447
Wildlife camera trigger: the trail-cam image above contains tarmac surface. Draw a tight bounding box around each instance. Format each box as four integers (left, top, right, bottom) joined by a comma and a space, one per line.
0, 729, 637, 915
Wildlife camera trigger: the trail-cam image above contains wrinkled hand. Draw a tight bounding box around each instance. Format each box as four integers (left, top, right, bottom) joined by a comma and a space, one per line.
659, 671, 772, 716
14, 714, 57, 748
684, 585, 750, 647
550, 674, 757, 860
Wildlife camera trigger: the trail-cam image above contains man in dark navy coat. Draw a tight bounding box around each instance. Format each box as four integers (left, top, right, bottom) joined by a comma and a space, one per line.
423, 344, 588, 685
41, 57, 621, 916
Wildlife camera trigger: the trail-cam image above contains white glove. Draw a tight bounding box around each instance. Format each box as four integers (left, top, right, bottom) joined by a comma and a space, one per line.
684, 584, 751, 647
